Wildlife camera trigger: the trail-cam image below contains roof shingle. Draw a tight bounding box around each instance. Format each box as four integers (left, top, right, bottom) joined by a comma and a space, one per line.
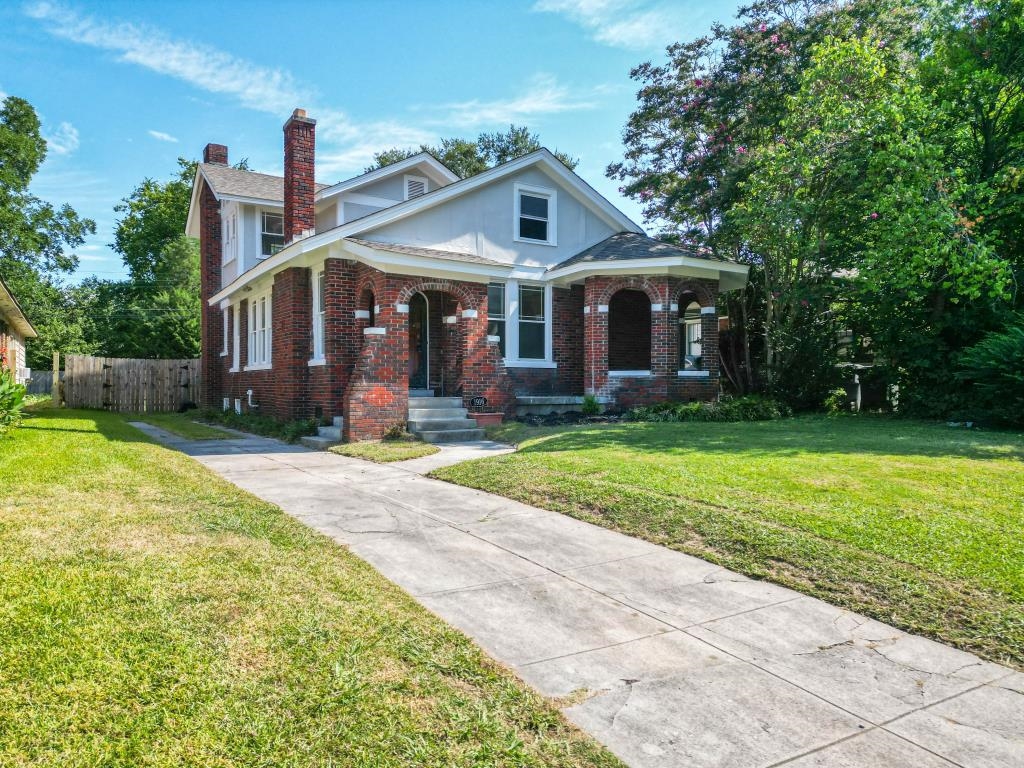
549, 232, 723, 272
199, 163, 329, 203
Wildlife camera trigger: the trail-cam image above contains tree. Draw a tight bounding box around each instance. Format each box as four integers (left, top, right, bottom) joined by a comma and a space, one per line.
0, 95, 96, 369
366, 125, 578, 177
83, 159, 203, 359
733, 34, 1009, 407
113, 158, 196, 282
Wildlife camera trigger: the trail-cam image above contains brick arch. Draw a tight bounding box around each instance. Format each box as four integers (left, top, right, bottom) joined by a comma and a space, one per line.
597, 277, 664, 306
397, 279, 477, 310
673, 280, 715, 308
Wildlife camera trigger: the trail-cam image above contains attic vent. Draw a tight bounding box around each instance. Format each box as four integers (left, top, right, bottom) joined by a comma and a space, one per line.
405, 175, 427, 200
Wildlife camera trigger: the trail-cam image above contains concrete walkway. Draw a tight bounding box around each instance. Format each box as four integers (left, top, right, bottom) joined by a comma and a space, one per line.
391, 439, 515, 474
133, 423, 1023, 768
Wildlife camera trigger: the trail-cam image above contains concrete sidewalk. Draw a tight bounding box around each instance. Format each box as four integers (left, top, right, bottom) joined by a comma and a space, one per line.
133, 423, 1023, 768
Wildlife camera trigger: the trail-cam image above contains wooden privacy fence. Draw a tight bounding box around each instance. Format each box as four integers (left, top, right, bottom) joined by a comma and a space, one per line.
63, 355, 201, 412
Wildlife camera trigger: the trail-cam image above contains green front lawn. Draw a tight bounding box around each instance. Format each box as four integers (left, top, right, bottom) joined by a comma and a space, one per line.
434, 416, 1024, 668
0, 409, 619, 767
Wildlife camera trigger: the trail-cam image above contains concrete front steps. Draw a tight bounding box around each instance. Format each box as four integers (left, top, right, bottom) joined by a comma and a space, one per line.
408, 394, 485, 443
299, 416, 344, 450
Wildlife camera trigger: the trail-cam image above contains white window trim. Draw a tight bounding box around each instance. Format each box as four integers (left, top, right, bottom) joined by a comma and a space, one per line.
220, 307, 230, 356
260, 209, 285, 258
609, 370, 652, 377
493, 279, 556, 367
678, 370, 711, 378
245, 291, 272, 369
404, 174, 428, 201
310, 267, 326, 363
230, 303, 240, 372
513, 183, 557, 246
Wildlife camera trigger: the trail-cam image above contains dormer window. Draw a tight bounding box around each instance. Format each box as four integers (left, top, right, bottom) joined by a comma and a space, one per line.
404, 175, 427, 200
514, 184, 556, 245
261, 212, 285, 256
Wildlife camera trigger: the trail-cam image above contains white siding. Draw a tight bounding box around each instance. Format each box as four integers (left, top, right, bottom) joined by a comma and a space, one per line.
360, 167, 616, 268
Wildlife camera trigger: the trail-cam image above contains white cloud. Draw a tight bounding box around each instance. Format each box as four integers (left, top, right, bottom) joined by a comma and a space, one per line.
147, 129, 178, 143
44, 121, 80, 155
24, 3, 596, 177
437, 73, 598, 129
25, 2, 310, 115
533, 0, 686, 50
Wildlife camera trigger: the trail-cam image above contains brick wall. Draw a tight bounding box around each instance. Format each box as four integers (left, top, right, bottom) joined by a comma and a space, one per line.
583, 275, 721, 407
198, 173, 224, 408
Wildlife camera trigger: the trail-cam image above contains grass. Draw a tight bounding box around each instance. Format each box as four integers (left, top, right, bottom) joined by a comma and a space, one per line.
331, 438, 441, 463
131, 411, 234, 440
0, 409, 620, 767
434, 415, 1024, 668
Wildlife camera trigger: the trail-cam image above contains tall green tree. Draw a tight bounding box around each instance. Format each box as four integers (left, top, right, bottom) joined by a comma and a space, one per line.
0, 95, 96, 369
92, 160, 201, 358
366, 125, 578, 177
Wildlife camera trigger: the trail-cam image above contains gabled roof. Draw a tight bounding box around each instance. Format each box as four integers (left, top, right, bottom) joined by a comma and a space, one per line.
0, 275, 37, 338
198, 163, 330, 203
208, 148, 647, 305
548, 232, 722, 272
318, 152, 460, 200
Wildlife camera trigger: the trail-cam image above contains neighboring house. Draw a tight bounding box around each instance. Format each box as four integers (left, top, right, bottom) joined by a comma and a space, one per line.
0, 275, 36, 385
187, 108, 748, 441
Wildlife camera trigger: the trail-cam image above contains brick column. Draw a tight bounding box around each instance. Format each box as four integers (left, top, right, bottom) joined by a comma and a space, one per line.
583, 276, 609, 397
283, 109, 316, 244
271, 266, 312, 421
198, 178, 223, 408
459, 283, 512, 415
343, 275, 408, 441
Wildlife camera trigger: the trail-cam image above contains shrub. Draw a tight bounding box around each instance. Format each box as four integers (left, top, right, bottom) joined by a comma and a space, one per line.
0, 361, 26, 435
383, 422, 410, 441
627, 395, 791, 423
198, 408, 318, 443
580, 394, 601, 416
824, 388, 850, 414
957, 317, 1024, 426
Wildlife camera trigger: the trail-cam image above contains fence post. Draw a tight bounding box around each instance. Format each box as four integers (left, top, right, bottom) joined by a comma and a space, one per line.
52, 351, 60, 407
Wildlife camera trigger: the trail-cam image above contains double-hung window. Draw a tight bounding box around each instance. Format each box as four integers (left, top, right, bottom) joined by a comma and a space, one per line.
681, 302, 702, 370
517, 285, 546, 360
312, 269, 326, 361
261, 212, 285, 257
231, 303, 240, 371
488, 280, 550, 363
248, 293, 271, 367
514, 184, 556, 245
487, 282, 506, 356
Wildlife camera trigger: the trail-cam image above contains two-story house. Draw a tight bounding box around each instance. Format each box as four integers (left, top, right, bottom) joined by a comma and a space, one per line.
187, 108, 748, 442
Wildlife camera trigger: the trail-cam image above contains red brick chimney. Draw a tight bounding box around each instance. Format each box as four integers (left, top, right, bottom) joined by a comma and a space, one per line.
283, 108, 316, 244
203, 143, 228, 165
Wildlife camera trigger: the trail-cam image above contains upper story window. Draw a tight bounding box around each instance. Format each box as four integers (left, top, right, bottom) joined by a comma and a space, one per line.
404, 175, 427, 200
487, 282, 506, 357
514, 184, 556, 245
261, 212, 285, 257
222, 211, 238, 264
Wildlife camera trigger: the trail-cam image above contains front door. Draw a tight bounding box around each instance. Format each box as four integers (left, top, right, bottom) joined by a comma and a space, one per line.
408, 292, 428, 389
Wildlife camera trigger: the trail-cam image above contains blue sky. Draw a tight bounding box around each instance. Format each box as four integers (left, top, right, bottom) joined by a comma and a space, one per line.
2, 0, 741, 282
